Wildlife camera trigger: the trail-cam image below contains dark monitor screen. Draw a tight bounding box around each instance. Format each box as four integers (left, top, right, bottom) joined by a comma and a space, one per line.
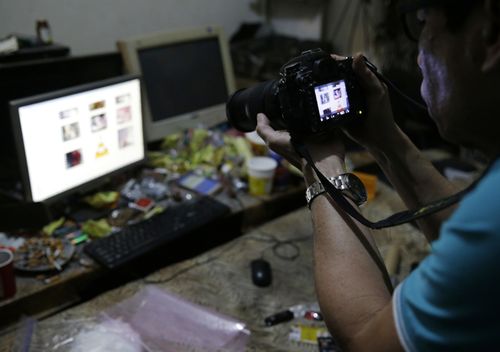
117, 26, 236, 142
138, 38, 228, 122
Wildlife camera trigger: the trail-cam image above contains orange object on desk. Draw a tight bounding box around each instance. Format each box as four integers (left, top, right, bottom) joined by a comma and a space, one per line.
354, 171, 378, 201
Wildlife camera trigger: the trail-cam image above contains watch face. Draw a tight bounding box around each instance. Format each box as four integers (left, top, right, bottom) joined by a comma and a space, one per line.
343, 173, 367, 204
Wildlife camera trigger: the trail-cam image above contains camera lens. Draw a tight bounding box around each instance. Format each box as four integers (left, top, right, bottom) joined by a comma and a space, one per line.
226, 80, 282, 132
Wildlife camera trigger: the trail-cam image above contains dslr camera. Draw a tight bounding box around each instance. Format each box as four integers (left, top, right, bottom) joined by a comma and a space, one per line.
226, 48, 366, 136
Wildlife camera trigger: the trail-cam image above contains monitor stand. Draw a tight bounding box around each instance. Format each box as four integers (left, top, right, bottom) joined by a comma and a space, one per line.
0, 201, 52, 232
68, 204, 112, 223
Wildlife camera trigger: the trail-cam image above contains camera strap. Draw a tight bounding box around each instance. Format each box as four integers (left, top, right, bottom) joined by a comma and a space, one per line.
292, 139, 485, 229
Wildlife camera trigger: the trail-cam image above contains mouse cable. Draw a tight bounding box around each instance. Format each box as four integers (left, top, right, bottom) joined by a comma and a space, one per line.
142, 232, 311, 284
249, 231, 312, 261
142, 239, 241, 285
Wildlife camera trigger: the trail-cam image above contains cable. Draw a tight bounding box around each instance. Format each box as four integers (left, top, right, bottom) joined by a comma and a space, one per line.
249, 230, 312, 261
143, 231, 312, 284
143, 239, 241, 284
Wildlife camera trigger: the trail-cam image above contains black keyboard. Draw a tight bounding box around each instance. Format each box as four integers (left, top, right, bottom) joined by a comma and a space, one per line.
84, 196, 231, 269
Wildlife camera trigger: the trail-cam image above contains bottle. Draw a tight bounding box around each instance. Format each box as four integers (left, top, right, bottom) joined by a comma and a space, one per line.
36, 19, 53, 45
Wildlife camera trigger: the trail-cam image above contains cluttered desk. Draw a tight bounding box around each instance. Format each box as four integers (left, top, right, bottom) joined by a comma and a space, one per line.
1, 175, 433, 351
0, 22, 482, 351
0, 25, 312, 335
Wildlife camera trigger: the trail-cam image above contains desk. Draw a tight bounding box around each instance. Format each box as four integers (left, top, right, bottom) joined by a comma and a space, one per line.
0, 183, 307, 333
0, 180, 430, 351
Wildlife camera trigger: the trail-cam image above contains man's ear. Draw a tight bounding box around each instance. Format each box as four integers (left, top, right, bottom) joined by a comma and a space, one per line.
482, 0, 500, 72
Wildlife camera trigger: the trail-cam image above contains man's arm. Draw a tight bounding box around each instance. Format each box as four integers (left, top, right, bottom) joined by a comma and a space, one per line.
256, 113, 403, 350
363, 125, 459, 241
303, 163, 403, 351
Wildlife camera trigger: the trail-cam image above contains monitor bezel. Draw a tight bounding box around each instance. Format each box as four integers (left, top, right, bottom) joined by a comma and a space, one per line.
9, 74, 146, 204
117, 25, 236, 142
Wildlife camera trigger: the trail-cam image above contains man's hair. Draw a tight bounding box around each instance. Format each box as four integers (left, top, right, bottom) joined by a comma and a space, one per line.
441, 0, 482, 31
400, 0, 482, 31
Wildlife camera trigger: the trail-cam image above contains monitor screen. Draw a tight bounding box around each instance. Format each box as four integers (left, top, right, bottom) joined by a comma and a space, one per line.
0, 52, 124, 182
314, 80, 351, 122
118, 26, 236, 142
10, 75, 145, 203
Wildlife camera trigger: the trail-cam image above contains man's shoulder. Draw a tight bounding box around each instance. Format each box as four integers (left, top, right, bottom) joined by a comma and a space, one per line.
449, 159, 500, 224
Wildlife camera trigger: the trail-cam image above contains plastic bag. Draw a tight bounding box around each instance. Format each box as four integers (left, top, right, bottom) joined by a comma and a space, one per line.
103, 285, 250, 351
12, 286, 249, 351
12, 316, 145, 352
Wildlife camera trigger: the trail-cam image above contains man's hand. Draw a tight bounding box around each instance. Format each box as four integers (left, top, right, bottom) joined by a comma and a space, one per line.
256, 114, 346, 177
342, 53, 399, 152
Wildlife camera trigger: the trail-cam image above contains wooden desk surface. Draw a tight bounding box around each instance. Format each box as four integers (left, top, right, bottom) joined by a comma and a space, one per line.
0, 180, 430, 351
0, 182, 307, 332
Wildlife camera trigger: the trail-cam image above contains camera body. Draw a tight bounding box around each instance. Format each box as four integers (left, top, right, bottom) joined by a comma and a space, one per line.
226, 48, 366, 136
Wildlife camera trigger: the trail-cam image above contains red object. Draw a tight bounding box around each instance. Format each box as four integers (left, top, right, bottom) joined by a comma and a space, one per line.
0, 248, 16, 299
304, 310, 323, 321
136, 198, 153, 207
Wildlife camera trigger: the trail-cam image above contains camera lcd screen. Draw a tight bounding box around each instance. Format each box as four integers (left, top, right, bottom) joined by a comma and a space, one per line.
314, 80, 350, 122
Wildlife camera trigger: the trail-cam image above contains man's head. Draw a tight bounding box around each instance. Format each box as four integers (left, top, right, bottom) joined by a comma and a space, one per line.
401, 0, 480, 42
401, 0, 500, 157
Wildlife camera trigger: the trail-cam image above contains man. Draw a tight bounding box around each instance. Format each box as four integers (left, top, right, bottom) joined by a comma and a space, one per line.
256, 0, 500, 350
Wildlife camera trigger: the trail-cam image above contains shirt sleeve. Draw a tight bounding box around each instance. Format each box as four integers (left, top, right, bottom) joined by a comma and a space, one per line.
393, 162, 500, 351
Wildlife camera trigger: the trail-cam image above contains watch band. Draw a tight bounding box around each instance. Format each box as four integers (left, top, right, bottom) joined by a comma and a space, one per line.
306, 179, 331, 209
305, 174, 366, 208
305, 178, 331, 209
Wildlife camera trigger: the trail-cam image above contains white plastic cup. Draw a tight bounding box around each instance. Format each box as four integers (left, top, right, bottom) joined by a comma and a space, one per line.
247, 156, 278, 196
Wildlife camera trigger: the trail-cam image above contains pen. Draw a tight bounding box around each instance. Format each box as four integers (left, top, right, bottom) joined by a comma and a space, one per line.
264, 309, 295, 326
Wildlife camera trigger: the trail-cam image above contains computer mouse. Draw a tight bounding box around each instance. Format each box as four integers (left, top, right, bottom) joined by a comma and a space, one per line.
250, 259, 272, 287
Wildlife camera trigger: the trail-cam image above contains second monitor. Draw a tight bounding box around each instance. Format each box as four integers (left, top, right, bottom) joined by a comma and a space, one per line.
117, 26, 236, 142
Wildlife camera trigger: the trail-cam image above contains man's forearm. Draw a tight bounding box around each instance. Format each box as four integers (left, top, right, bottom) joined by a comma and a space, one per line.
309, 191, 395, 348
303, 163, 394, 348
366, 125, 458, 241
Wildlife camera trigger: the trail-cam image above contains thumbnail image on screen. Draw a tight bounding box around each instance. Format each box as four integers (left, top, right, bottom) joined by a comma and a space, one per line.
314, 80, 350, 122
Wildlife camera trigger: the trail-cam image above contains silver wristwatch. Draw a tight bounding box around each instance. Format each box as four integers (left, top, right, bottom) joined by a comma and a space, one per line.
305, 173, 367, 208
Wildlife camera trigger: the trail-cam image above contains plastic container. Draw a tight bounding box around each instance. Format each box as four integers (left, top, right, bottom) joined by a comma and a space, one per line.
247, 156, 278, 196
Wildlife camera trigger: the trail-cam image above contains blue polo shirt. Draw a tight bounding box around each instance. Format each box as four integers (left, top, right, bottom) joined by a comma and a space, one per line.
393, 158, 500, 351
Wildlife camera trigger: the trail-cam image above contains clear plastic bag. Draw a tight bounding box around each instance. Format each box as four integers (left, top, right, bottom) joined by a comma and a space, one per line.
102, 285, 250, 352
12, 286, 249, 352
12, 316, 144, 352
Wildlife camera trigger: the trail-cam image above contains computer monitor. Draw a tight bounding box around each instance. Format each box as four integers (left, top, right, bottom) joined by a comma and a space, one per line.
10, 75, 145, 203
0, 52, 125, 182
117, 26, 236, 142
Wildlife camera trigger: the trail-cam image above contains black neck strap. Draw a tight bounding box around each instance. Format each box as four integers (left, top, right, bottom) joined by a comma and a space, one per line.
293, 137, 396, 292
292, 138, 483, 229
